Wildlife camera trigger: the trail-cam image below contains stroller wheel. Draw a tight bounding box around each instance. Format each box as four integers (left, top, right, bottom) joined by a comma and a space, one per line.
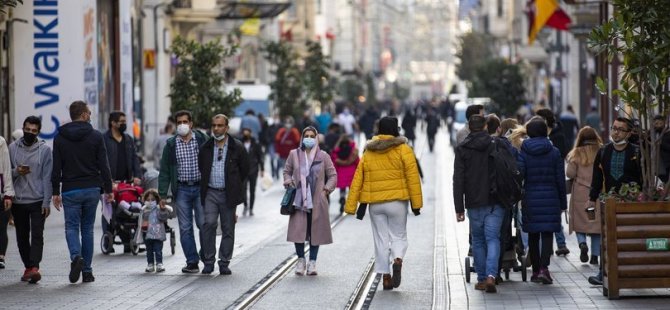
505, 269, 510, 280
130, 240, 139, 256
465, 256, 471, 283
101, 232, 114, 255
170, 231, 176, 255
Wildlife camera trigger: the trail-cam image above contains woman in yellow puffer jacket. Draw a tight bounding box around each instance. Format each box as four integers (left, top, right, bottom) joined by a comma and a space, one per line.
344, 116, 423, 291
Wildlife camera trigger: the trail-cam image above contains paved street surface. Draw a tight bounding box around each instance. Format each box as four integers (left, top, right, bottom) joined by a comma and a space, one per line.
1, 129, 670, 309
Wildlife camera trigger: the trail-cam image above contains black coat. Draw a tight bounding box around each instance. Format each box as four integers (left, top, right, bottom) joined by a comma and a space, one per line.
589, 143, 642, 202
198, 135, 250, 207
102, 130, 142, 181
244, 138, 264, 177
453, 131, 494, 214
549, 122, 569, 159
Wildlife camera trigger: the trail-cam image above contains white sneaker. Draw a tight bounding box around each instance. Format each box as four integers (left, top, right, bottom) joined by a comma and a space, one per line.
295, 258, 306, 275
155, 263, 165, 273
306, 260, 317, 276
145, 264, 155, 272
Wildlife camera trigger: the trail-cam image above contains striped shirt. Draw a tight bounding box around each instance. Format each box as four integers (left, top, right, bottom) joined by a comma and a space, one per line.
209, 140, 228, 189
176, 136, 200, 182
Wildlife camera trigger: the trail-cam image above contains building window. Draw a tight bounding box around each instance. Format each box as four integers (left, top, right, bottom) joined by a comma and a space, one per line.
287, 0, 297, 20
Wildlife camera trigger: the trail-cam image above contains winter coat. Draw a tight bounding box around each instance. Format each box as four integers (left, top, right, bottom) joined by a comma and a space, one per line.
51, 121, 112, 195
243, 138, 264, 177
331, 141, 359, 189
102, 130, 142, 181
283, 148, 337, 245
274, 127, 301, 159
0, 136, 15, 199
157, 130, 208, 200
549, 122, 569, 159
566, 157, 600, 235
198, 135, 250, 207
517, 137, 567, 233
589, 143, 642, 202
453, 131, 495, 214
344, 135, 423, 214
401, 113, 417, 141
137, 204, 174, 242
9, 139, 52, 209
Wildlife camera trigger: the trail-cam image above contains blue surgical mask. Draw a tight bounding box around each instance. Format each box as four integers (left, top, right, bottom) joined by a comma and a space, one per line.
148, 201, 157, 208
302, 137, 316, 149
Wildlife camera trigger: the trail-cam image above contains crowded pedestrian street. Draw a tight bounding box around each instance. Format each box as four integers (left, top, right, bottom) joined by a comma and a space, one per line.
0, 130, 667, 309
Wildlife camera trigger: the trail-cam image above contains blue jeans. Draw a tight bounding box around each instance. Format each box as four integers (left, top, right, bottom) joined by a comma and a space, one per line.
175, 185, 204, 264
577, 233, 601, 257
468, 205, 505, 282
555, 226, 566, 247
145, 239, 164, 264
62, 188, 100, 273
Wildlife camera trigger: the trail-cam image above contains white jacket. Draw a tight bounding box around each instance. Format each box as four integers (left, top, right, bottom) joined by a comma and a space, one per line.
0, 136, 15, 198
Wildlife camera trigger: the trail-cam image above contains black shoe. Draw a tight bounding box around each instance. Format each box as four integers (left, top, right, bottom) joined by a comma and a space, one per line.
0, 258, 5, 269
202, 264, 214, 274
181, 263, 199, 273
82, 272, 95, 283
590, 255, 599, 265
249, 209, 254, 216
555, 246, 570, 256
588, 275, 603, 285
579, 242, 589, 263
69, 256, 84, 283
123, 245, 131, 254
219, 261, 232, 275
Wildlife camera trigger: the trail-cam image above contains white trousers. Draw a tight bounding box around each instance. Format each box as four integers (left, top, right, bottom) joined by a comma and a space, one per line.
369, 200, 409, 274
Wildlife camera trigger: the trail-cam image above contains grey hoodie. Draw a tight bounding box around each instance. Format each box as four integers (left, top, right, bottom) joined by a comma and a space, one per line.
9, 138, 52, 209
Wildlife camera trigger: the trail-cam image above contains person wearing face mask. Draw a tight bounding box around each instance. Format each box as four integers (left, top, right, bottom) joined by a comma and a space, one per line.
7, 116, 52, 283
139, 189, 174, 273
158, 110, 208, 273
283, 126, 337, 276
241, 128, 264, 216
101, 111, 142, 253
198, 114, 249, 275
587, 116, 642, 286
274, 116, 301, 179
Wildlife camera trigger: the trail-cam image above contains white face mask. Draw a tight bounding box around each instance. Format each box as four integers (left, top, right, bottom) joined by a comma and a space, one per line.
213, 133, 226, 141
610, 135, 628, 146
177, 124, 190, 136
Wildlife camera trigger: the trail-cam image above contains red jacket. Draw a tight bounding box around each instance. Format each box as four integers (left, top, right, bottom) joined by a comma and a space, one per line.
274, 127, 301, 159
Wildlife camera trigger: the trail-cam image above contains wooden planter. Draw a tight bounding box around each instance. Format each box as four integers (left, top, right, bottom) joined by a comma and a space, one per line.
601, 198, 670, 299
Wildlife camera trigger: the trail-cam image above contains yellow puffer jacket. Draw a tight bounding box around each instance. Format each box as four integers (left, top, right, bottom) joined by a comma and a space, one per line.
344, 135, 423, 214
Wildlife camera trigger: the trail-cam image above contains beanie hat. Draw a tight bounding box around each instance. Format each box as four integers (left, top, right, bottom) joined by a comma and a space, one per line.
526, 120, 548, 138
378, 116, 400, 137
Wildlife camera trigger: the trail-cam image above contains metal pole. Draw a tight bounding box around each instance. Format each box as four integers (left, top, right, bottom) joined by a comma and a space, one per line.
598, 1, 609, 138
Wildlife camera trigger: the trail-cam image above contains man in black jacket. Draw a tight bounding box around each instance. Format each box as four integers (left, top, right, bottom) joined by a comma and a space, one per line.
52, 101, 113, 284
241, 128, 264, 216
199, 114, 249, 275
101, 111, 142, 253
453, 115, 504, 293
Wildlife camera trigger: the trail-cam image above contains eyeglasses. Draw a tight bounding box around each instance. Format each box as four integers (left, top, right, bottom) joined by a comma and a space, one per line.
217, 147, 223, 161
611, 126, 631, 133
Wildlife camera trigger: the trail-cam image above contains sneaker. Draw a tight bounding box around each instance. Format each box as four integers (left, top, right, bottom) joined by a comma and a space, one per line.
590, 255, 599, 265
202, 264, 214, 274
579, 242, 589, 263
530, 272, 541, 283
295, 258, 306, 276
82, 272, 95, 283
392, 258, 402, 288
28, 268, 41, 284
588, 275, 603, 285
382, 273, 393, 290
555, 246, 570, 256
306, 260, 317, 276
219, 265, 232, 275
145, 264, 155, 273
21, 268, 31, 282
181, 263, 199, 274
485, 276, 497, 293
156, 263, 165, 272
69, 256, 84, 283
474, 281, 486, 290
0, 258, 5, 269
538, 269, 553, 284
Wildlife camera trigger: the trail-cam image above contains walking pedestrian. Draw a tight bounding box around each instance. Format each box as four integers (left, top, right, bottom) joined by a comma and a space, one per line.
199, 115, 249, 275
345, 116, 423, 290
456, 104, 484, 145
585, 106, 602, 134
101, 111, 142, 253
274, 117, 301, 178
158, 110, 208, 273
8, 116, 52, 283
153, 122, 175, 171
240, 110, 261, 141
517, 120, 568, 285
284, 126, 337, 276
331, 134, 359, 213
566, 127, 603, 266
241, 128, 264, 216
587, 117, 642, 285
652, 115, 670, 182
267, 115, 282, 180
453, 115, 504, 293
425, 108, 440, 152
560, 105, 580, 149
0, 135, 14, 271
401, 108, 417, 147
141, 189, 173, 273
51, 101, 113, 283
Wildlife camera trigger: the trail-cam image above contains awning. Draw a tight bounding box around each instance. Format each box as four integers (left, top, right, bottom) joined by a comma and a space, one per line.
218, 1, 291, 19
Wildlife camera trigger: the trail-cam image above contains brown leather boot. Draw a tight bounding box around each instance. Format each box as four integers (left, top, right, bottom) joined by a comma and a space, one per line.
474, 281, 486, 290
485, 276, 497, 293
382, 274, 393, 290
392, 258, 403, 288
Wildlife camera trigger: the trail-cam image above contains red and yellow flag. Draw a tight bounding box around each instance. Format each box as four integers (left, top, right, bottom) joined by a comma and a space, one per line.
527, 0, 572, 44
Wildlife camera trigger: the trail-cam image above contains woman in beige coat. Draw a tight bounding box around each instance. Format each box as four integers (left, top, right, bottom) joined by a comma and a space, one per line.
283, 126, 337, 276
566, 127, 603, 265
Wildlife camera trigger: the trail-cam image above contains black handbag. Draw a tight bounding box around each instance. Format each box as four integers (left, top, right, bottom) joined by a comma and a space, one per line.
280, 187, 297, 215
356, 203, 368, 220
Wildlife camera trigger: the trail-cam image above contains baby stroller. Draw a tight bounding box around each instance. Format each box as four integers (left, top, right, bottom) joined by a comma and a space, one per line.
464, 204, 528, 283
101, 182, 144, 255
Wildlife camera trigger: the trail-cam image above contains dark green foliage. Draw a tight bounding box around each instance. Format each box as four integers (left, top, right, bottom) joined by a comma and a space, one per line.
469, 59, 526, 117
262, 41, 305, 119
169, 36, 242, 128
304, 40, 336, 108
456, 32, 495, 82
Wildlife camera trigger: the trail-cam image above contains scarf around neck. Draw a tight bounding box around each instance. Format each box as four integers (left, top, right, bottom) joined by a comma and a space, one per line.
298, 145, 319, 210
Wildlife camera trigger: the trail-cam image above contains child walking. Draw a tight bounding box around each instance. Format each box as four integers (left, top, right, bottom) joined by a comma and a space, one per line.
141, 190, 173, 272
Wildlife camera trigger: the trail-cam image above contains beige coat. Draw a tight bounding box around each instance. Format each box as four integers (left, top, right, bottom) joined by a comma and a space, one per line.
283, 148, 337, 245
566, 159, 601, 235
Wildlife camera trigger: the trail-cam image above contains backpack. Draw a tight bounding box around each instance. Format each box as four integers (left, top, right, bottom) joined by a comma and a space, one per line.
488, 138, 523, 207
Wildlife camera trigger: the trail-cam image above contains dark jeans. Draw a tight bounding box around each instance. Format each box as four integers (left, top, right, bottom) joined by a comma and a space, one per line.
294, 212, 319, 261
11, 202, 45, 268
145, 239, 164, 264
529, 232, 553, 273
244, 174, 258, 210
202, 189, 236, 266
0, 209, 8, 255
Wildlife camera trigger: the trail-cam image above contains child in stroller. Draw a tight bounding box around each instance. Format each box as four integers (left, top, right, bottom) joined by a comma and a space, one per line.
100, 182, 144, 255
